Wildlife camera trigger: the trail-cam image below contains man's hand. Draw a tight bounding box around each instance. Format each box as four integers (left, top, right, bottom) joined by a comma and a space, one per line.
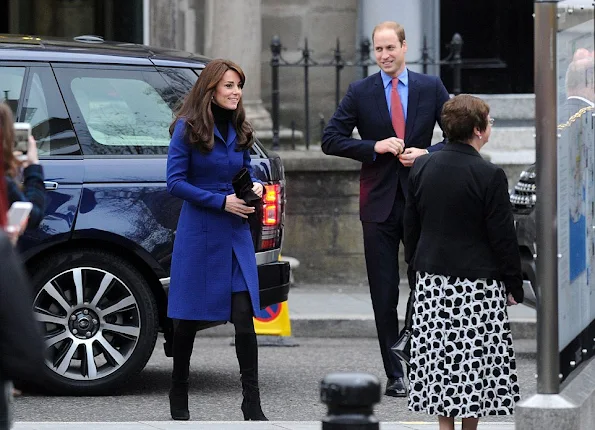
374, 137, 404, 156
224, 194, 255, 218
398, 147, 428, 167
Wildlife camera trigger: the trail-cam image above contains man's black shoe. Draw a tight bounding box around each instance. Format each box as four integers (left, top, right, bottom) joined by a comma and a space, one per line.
385, 377, 407, 397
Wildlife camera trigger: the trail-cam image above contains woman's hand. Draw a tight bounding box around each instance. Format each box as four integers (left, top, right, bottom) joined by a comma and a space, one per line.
506, 293, 518, 306
252, 182, 264, 198
24, 136, 40, 167
224, 194, 255, 218
14, 136, 39, 168
5, 226, 20, 246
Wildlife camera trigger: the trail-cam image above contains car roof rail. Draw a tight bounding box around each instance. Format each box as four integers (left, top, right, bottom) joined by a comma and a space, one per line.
73, 35, 104, 44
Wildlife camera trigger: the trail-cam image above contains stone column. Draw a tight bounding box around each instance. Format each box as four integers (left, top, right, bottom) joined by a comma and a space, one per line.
204, 0, 272, 132
149, 0, 178, 49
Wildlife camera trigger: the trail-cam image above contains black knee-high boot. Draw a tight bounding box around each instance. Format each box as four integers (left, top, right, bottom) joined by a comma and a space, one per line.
235, 333, 268, 421
169, 320, 197, 421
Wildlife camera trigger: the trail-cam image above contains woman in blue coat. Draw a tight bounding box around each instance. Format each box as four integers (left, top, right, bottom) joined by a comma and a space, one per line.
166, 59, 267, 421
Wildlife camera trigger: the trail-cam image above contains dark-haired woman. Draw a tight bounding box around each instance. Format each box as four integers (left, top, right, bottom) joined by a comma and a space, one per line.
404, 94, 523, 430
166, 59, 267, 421
0, 102, 46, 238
0, 138, 44, 430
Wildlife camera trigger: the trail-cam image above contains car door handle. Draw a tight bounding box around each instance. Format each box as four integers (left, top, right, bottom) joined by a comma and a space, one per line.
44, 181, 59, 190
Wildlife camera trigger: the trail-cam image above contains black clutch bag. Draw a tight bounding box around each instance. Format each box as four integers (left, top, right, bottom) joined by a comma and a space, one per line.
232, 167, 261, 204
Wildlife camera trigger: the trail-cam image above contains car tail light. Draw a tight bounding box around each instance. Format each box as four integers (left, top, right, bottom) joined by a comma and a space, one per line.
263, 185, 279, 226
259, 183, 282, 250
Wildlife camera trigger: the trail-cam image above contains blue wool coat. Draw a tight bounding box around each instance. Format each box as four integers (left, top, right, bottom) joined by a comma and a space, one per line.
166, 119, 260, 321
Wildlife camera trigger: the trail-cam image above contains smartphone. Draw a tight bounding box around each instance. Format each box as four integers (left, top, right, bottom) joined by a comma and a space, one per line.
13, 122, 31, 154
6, 201, 33, 231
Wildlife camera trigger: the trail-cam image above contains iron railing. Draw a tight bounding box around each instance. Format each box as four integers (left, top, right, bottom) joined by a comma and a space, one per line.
269, 33, 506, 149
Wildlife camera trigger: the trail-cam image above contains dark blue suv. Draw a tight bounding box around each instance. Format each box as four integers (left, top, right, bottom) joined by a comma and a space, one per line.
0, 35, 289, 395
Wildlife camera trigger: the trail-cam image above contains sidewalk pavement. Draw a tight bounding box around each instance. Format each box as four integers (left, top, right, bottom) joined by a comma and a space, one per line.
14, 288, 525, 430
197, 284, 537, 344
288, 285, 536, 340
13, 421, 516, 429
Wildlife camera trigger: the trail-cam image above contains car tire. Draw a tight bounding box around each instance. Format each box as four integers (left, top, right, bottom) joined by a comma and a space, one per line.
29, 249, 158, 395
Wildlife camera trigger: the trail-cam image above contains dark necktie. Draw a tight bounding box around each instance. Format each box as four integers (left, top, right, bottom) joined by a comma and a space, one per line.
391, 77, 406, 139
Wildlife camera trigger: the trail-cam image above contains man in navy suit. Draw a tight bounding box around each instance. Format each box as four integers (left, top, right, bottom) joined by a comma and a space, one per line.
322, 21, 450, 397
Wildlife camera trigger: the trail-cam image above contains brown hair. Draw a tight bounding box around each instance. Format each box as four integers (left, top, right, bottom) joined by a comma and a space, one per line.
0, 102, 18, 179
169, 59, 253, 153
372, 21, 406, 45
440, 94, 490, 143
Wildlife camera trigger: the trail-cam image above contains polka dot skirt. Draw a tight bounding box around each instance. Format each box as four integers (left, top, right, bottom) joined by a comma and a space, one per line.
407, 271, 521, 418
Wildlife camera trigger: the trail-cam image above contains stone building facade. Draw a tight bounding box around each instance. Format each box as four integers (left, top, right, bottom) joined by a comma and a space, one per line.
0, 0, 542, 284
146, 0, 444, 146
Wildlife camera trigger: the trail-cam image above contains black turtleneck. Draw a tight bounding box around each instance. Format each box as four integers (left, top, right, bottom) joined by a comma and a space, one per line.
211, 102, 233, 142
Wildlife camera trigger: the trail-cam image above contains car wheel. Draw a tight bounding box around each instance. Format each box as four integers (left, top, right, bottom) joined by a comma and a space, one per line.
29, 249, 158, 395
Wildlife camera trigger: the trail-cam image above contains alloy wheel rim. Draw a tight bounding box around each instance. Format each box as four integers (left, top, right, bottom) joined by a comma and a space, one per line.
33, 267, 141, 381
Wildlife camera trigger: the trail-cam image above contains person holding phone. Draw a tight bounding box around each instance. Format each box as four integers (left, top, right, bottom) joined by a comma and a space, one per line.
0, 136, 44, 430
0, 102, 46, 240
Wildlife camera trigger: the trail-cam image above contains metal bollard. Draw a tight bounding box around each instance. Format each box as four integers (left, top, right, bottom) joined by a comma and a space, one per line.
320, 372, 381, 429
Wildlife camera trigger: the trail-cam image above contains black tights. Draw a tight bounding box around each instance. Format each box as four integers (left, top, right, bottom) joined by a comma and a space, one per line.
171, 292, 256, 382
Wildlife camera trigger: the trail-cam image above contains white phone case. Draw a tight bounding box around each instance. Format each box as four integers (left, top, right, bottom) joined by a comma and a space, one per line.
7, 201, 33, 228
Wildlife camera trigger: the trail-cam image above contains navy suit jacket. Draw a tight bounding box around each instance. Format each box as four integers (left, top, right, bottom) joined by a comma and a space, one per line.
322, 69, 450, 222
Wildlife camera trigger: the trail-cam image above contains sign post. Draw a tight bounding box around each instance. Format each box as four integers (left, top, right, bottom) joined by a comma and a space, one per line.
534, 0, 560, 395
517, 2, 595, 428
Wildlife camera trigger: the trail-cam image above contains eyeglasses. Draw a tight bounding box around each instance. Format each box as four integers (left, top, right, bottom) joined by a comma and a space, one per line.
488, 118, 495, 126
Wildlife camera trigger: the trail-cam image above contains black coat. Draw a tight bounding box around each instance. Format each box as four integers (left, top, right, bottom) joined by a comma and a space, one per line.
0, 232, 44, 383
403, 142, 524, 302
5, 164, 46, 231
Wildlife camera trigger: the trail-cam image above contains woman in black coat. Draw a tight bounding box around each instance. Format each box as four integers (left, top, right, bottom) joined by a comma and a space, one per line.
403, 95, 524, 430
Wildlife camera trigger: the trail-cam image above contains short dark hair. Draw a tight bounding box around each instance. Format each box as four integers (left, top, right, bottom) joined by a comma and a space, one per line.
441, 95, 490, 142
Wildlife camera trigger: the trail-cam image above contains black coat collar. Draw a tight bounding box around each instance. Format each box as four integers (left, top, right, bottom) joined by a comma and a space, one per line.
442, 141, 482, 158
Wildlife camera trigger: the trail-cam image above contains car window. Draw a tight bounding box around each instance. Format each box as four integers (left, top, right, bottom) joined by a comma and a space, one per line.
54, 67, 178, 156
20, 66, 81, 157
0, 66, 26, 116
157, 67, 197, 105
0, 65, 80, 157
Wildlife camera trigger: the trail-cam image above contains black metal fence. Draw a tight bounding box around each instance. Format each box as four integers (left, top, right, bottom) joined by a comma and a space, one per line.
269, 33, 506, 149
